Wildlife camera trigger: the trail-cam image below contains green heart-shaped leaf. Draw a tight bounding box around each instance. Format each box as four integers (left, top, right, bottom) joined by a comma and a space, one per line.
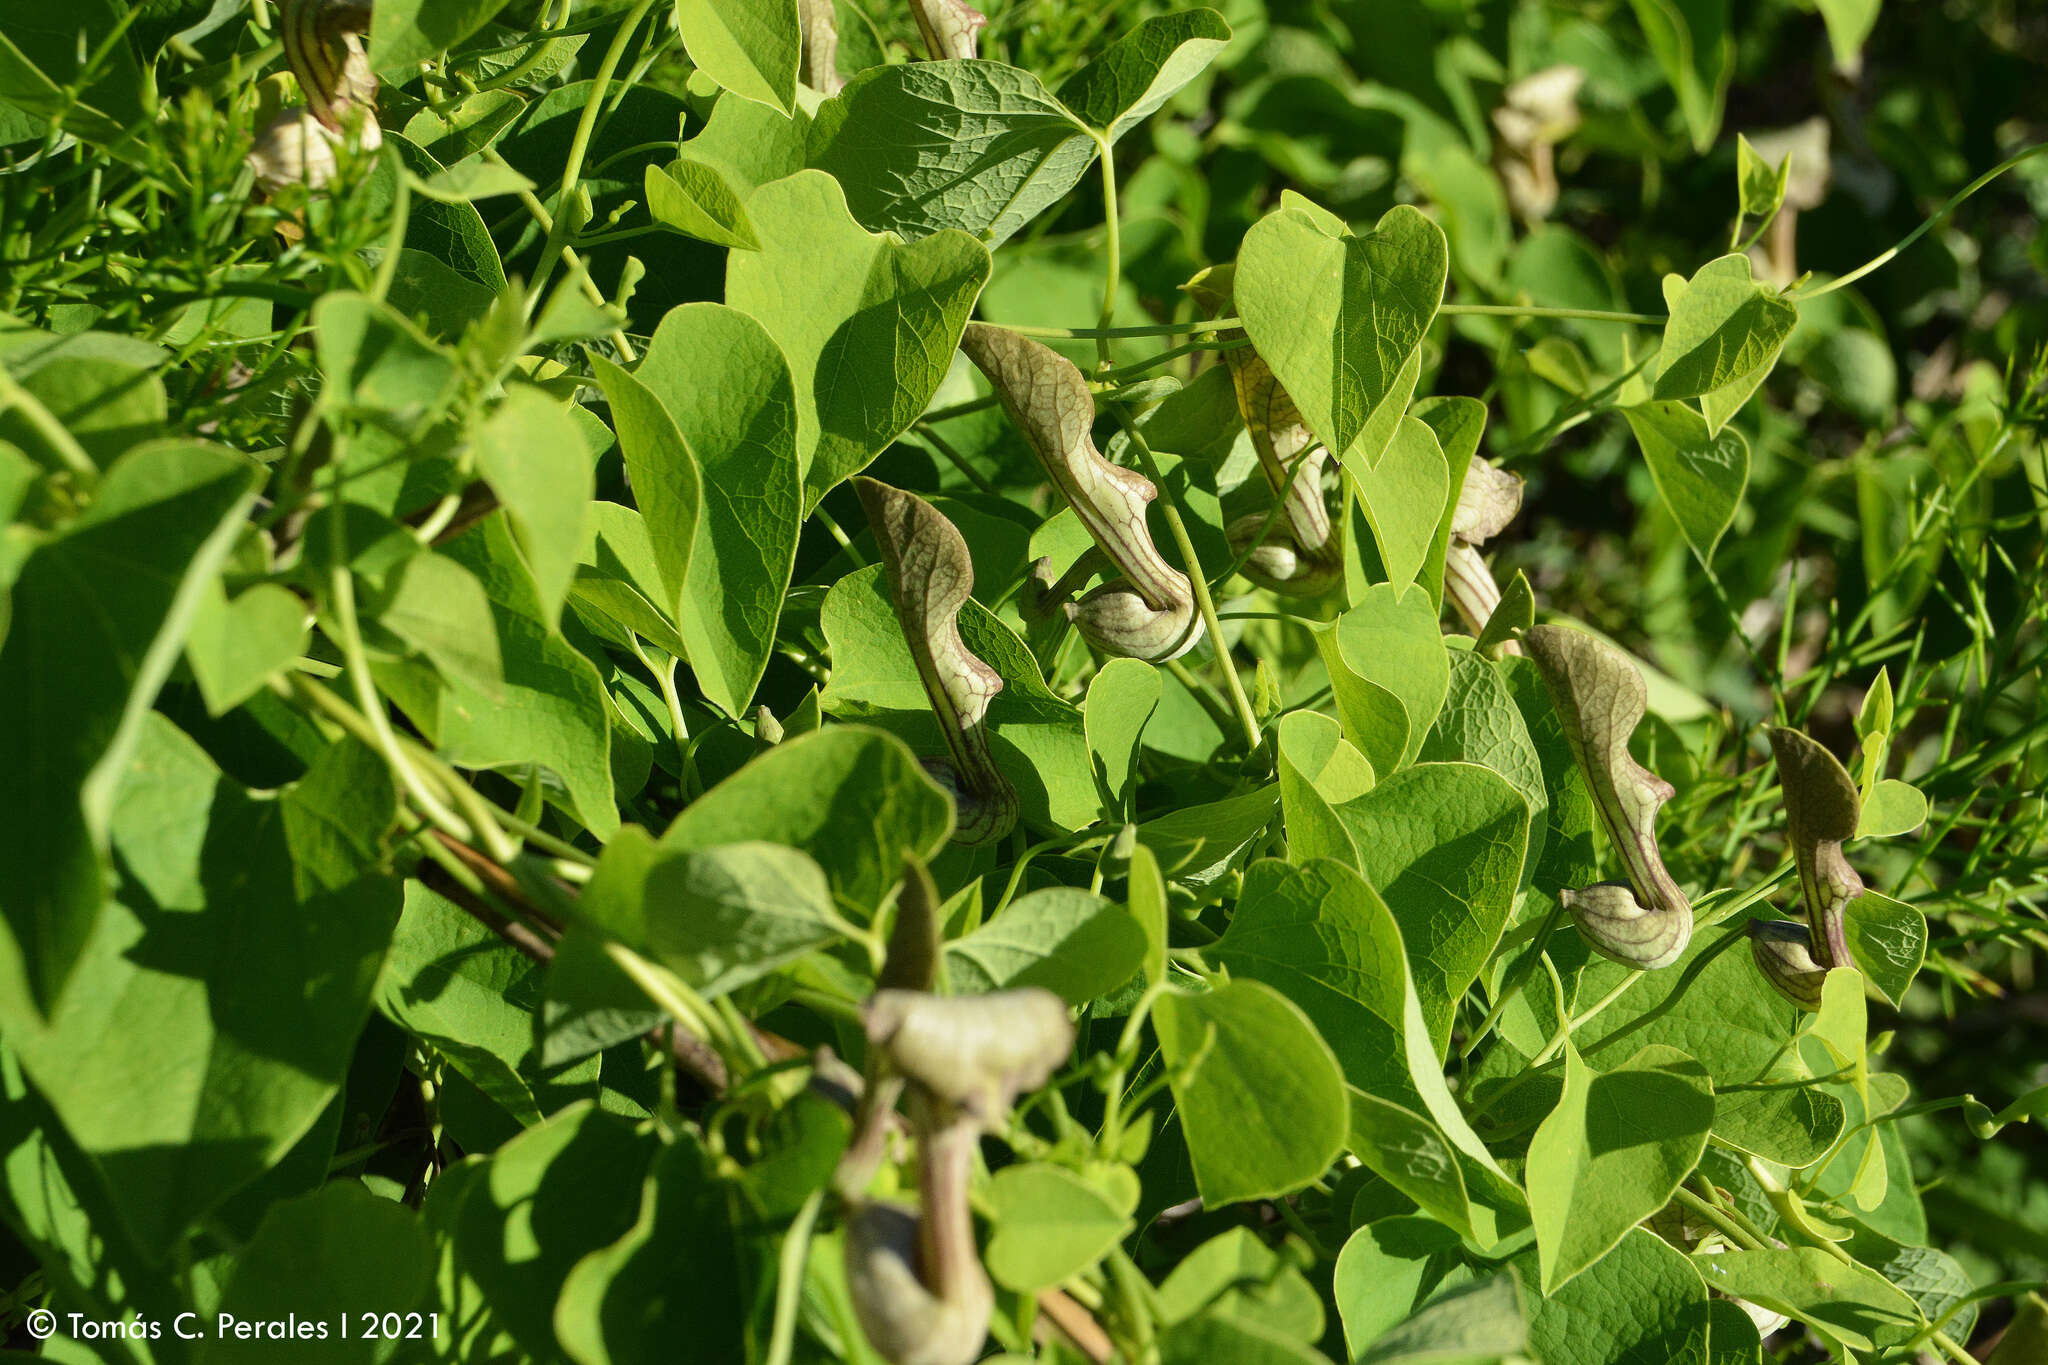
675, 0, 801, 113
185, 581, 308, 716
1527, 1042, 1715, 1292
809, 63, 1095, 245
1237, 203, 1448, 466
1055, 10, 1231, 142
727, 172, 990, 506
1154, 978, 1349, 1205
1623, 399, 1749, 560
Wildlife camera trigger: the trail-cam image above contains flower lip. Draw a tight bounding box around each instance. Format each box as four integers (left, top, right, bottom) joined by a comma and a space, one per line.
863, 987, 1075, 1122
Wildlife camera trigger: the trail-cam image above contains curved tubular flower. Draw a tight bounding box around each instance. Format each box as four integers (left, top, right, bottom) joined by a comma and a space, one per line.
282, 0, 379, 136
1767, 726, 1863, 969
1559, 883, 1690, 973
863, 987, 1076, 1124
1444, 455, 1525, 646
854, 477, 1019, 846
878, 854, 943, 995
842, 987, 1074, 1365
1747, 917, 1828, 1010
959, 323, 1202, 662
1493, 65, 1584, 223
1525, 624, 1693, 968
909, 0, 987, 60
1746, 727, 1867, 1010
799, 0, 845, 93
252, 0, 380, 191
1186, 266, 1342, 597
844, 1189, 993, 1365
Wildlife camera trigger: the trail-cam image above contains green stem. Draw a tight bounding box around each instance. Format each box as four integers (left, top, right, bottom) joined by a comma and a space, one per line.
1098, 981, 1169, 1156
765, 1190, 826, 1365
1438, 303, 1662, 325
1217, 609, 1326, 627
1274, 1197, 1343, 1260
526, 0, 655, 308
913, 422, 1000, 497
1933, 1331, 1985, 1365
1104, 1247, 1160, 1355
1459, 903, 1565, 1061
433, 0, 572, 102
1002, 319, 1235, 340
1164, 656, 1239, 738
604, 940, 726, 1050
921, 392, 1003, 424
1100, 334, 1249, 380
487, 158, 637, 360
368, 155, 410, 304
320, 519, 471, 841
1469, 953, 1674, 1124
1094, 136, 1121, 371
1793, 142, 2048, 301
1672, 1185, 1766, 1250
1116, 412, 1261, 750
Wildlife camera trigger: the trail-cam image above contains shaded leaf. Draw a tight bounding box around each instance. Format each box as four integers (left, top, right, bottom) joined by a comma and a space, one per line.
1359, 1274, 1527, 1365
1157, 1226, 1325, 1342
1318, 582, 1449, 775
0, 440, 260, 1013
4, 715, 399, 1254
1087, 658, 1161, 814
184, 581, 309, 716
1334, 1216, 1467, 1354
1842, 890, 1925, 1007
1628, 0, 1732, 152
198, 1184, 430, 1365
581, 836, 842, 998
1348, 417, 1450, 591
591, 354, 700, 639
371, 0, 514, 73
1624, 400, 1749, 560
1527, 1043, 1715, 1292
405, 521, 619, 836
1212, 858, 1520, 1233
635, 304, 803, 718
659, 727, 954, 913
809, 62, 1095, 246
472, 386, 593, 631
425, 1103, 658, 1361
1336, 764, 1528, 1053
1419, 649, 1549, 885
1694, 1248, 1922, 1352
1856, 778, 1926, 839
1518, 1228, 1711, 1365
728, 172, 990, 502
554, 1132, 744, 1365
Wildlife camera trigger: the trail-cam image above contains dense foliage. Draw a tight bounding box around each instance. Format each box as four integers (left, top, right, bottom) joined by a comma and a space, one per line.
1, 0, 2046, 1362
